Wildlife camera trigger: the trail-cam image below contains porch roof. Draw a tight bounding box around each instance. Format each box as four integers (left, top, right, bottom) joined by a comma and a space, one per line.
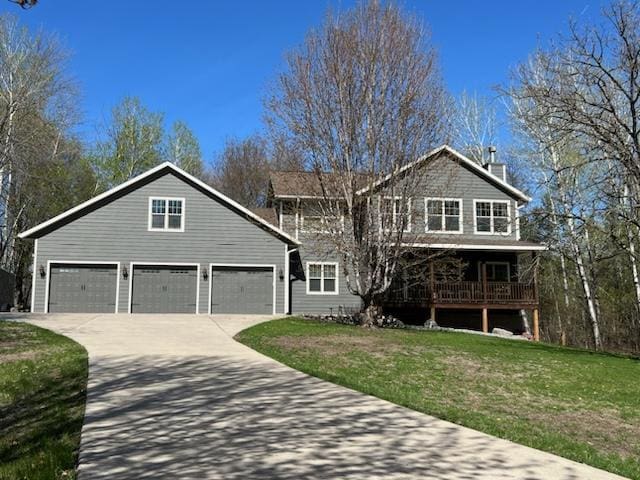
403, 237, 546, 252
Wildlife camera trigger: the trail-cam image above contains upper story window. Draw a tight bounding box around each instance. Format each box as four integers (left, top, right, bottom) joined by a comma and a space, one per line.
474, 200, 510, 235
148, 197, 185, 232
380, 197, 411, 232
307, 262, 338, 294
425, 198, 462, 233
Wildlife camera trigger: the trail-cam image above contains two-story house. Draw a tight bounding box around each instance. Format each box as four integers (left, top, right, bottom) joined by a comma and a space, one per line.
19, 145, 543, 337
267, 145, 545, 335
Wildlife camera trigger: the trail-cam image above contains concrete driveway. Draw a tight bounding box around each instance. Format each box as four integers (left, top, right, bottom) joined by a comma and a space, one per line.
14, 313, 627, 480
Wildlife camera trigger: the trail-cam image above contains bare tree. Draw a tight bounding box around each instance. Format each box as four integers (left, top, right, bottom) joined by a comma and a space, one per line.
504, 0, 640, 350
267, 0, 451, 323
91, 96, 164, 190
211, 135, 271, 208
165, 120, 204, 177
0, 14, 76, 271
454, 91, 497, 164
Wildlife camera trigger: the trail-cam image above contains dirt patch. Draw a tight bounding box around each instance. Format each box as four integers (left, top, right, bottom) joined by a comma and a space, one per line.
536, 410, 640, 459
271, 334, 407, 358
0, 350, 43, 363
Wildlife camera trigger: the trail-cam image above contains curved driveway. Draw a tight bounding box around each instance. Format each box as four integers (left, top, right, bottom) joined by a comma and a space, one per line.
21, 314, 627, 480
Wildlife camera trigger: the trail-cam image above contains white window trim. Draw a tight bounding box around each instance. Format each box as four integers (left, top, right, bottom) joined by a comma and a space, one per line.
44, 260, 121, 314
479, 261, 511, 282
424, 197, 463, 234
380, 196, 412, 233
148, 197, 186, 232
473, 199, 511, 236
306, 261, 339, 295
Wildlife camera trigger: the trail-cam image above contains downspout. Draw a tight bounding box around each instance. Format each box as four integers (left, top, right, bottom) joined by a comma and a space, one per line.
285, 246, 299, 315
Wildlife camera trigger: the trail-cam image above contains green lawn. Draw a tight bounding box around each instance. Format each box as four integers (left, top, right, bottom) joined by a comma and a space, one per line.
237, 318, 640, 480
0, 321, 88, 480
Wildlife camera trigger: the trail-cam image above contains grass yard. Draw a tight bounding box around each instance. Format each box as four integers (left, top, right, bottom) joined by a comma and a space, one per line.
237, 318, 640, 480
0, 321, 88, 480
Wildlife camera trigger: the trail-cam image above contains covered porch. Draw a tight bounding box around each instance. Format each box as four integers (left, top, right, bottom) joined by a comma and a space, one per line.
383, 241, 544, 339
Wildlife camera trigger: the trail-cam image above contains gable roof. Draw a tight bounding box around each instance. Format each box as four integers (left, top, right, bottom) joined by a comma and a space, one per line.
269, 171, 371, 199
357, 145, 531, 203
250, 207, 278, 227
269, 145, 531, 203
19, 162, 300, 245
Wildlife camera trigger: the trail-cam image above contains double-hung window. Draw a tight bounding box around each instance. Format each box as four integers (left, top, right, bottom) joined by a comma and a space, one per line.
307, 262, 338, 294
425, 198, 462, 233
149, 197, 185, 231
474, 200, 510, 234
380, 197, 411, 232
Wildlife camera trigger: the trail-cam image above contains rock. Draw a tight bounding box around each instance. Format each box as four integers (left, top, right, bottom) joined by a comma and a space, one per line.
492, 327, 514, 336
424, 319, 438, 329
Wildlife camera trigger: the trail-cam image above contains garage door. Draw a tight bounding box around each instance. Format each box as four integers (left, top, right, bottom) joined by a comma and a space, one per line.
131, 265, 198, 313
48, 263, 118, 313
211, 266, 273, 314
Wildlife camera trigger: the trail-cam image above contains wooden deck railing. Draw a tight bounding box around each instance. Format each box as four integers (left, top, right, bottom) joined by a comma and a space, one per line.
386, 281, 538, 307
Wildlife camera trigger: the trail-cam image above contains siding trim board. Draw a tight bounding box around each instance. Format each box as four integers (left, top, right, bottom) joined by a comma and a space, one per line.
208, 263, 277, 315
128, 262, 201, 314
30, 239, 38, 313
44, 260, 121, 314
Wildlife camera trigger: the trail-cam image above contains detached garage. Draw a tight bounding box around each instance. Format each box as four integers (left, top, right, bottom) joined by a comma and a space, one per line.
20, 162, 298, 315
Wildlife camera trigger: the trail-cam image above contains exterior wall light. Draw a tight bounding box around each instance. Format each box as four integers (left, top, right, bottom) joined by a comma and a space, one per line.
279, 268, 284, 281
203, 270, 209, 281
39, 265, 46, 278
122, 266, 128, 279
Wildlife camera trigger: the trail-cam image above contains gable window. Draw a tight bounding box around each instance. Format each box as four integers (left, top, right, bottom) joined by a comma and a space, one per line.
474, 200, 510, 235
148, 197, 184, 232
307, 262, 338, 294
425, 198, 462, 233
380, 197, 411, 232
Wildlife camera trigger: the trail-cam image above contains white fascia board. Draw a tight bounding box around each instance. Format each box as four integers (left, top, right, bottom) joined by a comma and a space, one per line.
402, 242, 547, 251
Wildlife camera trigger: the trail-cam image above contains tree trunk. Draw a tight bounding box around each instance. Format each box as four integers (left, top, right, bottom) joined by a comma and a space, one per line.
360, 302, 381, 328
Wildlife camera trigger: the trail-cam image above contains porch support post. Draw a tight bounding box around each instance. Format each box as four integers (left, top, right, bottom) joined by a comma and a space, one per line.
532, 308, 540, 341
482, 307, 489, 333
430, 306, 436, 323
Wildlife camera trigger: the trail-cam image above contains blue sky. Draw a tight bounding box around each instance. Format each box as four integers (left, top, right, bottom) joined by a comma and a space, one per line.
4, 0, 608, 162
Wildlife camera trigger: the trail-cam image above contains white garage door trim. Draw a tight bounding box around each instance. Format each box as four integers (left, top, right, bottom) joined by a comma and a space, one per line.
128, 262, 201, 314
44, 260, 121, 314
208, 263, 277, 315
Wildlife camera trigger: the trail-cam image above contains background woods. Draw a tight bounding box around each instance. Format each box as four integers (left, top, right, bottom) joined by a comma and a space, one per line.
2, 1, 640, 354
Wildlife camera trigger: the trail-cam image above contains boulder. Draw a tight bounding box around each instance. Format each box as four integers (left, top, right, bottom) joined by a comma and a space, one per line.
492, 327, 514, 336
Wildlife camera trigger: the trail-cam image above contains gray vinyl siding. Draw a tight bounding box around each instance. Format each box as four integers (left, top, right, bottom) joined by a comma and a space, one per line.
278, 157, 519, 243
290, 243, 362, 315
277, 156, 521, 314
408, 156, 518, 241
32, 172, 288, 314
